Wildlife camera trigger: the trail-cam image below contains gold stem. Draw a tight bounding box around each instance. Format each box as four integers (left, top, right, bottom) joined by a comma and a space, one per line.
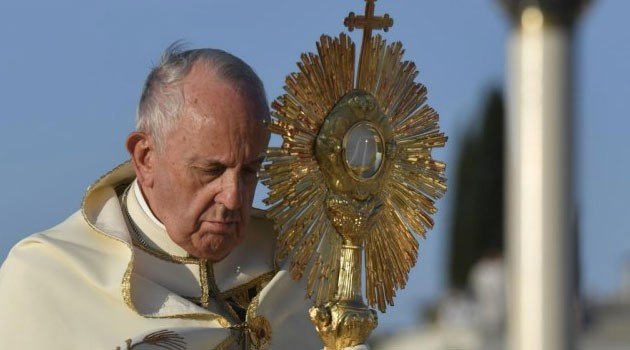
335, 244, 363, 302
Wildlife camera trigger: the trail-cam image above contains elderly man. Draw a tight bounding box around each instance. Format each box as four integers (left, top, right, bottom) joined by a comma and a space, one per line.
0, 45, 331, 349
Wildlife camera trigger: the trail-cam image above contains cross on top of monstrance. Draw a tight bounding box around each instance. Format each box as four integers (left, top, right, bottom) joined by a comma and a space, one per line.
344, 0, 394, 85
259, 1, 447, 348
344, 0, 393, 35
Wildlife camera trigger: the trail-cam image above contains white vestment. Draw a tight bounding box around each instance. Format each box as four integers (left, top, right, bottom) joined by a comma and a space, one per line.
0, 162, 322, 349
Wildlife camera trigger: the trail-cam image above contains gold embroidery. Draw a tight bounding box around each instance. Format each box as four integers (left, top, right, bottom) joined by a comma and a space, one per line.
117, 329, 186, 350
246, 292, 262, 329
248, 316, 272, 350
245, 292, 272, 350
199, 259, 210, 308
81, 161, 134, 249
131, 234, 198, 264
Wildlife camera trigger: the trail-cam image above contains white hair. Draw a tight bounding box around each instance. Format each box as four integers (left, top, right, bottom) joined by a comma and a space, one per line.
136, 42, 269, 150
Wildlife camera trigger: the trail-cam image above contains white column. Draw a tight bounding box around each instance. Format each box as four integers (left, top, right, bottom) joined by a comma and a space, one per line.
506, 7, 575, 350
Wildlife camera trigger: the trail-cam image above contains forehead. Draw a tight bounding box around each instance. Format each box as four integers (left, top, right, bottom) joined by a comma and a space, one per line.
163, 65, 269, 163
182, 63, 266, 124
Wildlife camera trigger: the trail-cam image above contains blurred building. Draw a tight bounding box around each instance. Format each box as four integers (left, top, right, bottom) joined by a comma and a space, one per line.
372, 256, 630, 350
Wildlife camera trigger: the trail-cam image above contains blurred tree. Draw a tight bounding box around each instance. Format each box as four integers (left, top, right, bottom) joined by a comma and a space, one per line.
447, 87, 505, 289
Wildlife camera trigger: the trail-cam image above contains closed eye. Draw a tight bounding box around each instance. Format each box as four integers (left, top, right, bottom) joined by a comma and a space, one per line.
205, 167, 225, 176
192, 165, 225, 178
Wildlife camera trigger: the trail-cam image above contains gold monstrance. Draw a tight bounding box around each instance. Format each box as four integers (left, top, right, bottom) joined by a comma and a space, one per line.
261, 1, 447, 348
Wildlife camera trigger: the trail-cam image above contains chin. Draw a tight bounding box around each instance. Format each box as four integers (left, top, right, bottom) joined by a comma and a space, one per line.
196, 235, 236, 261
187, 245, 230, 261
193, 251, 227, 262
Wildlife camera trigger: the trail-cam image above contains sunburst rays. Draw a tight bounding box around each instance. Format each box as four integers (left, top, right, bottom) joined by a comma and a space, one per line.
262, 33, 446, 311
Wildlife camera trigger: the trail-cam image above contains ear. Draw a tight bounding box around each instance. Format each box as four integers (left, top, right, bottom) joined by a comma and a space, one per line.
126, 132, 157, 188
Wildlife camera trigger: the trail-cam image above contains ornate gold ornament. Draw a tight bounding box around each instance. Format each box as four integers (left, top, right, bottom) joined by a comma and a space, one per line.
116, 330, 186, 350
261, 0, 447, 348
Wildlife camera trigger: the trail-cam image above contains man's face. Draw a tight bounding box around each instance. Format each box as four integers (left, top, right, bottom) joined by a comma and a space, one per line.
145, 64, 268, 261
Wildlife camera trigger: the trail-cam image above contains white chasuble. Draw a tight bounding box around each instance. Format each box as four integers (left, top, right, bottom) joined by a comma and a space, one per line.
0, 162, 322, 349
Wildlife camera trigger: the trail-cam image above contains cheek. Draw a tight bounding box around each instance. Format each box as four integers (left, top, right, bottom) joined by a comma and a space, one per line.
158, 171, 203, 229
154, 163, 179, 193
187, 184, 220, 219
150, 170, 175, 211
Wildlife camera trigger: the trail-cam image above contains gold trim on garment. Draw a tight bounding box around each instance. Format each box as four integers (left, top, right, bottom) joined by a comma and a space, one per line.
245, 292, 272, 350
245, 292, 261, 329
131, 240, 198, 264
199, 260, 211, 308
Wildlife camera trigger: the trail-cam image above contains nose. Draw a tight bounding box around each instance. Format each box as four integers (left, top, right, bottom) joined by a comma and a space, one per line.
216, 170, 243, 211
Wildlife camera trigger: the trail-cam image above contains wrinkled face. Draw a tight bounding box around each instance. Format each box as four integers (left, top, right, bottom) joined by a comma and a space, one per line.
146, 65, 268, 261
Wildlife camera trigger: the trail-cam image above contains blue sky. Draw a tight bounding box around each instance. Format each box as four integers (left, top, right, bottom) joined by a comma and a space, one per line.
0, 0, 628, 332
